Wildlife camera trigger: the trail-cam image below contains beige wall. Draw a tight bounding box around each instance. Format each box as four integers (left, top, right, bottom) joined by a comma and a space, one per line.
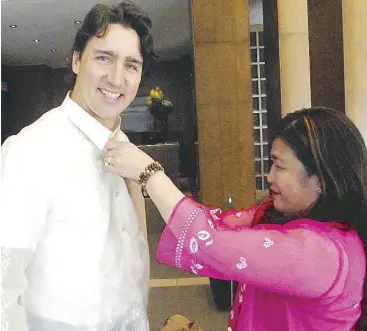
278, 0, 311, 116
342, 0, 367, 143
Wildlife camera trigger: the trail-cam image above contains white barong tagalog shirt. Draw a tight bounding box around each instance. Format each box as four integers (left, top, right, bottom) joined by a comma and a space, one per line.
1, 94, 150, 331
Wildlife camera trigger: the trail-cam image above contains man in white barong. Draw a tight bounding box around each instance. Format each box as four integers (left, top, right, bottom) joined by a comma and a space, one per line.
1, 2, 155, 330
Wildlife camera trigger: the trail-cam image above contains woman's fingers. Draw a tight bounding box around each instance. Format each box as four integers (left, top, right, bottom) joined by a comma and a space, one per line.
105, 139, 128, 151
101, 141, 154, 180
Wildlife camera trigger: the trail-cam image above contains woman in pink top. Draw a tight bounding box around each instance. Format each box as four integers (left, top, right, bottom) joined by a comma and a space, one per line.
104, 107, 367, 331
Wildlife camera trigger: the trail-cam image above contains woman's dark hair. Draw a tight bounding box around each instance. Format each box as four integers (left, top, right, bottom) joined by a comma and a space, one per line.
72, 1, 156, 72
271, 107, 367, 329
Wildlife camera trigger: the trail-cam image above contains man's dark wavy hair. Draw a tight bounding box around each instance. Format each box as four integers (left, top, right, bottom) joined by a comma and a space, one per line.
72, 1, 156, 72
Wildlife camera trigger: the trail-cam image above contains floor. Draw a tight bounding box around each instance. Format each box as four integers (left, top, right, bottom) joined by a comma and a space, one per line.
146, 197, 229, 331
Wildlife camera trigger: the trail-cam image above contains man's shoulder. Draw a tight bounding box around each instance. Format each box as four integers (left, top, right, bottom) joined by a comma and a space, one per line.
2, 104, 69, 156
11, 104, 67, 137
24, 103, 67, 132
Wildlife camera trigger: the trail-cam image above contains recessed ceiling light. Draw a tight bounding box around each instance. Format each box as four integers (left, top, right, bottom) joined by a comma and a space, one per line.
33, 39, 40, 43
74, 20, 83, 29
9, 24, 17, 28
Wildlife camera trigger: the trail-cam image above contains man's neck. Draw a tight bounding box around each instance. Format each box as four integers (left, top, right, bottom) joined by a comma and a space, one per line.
110, 117, 120, 132
70, 91, 118, 132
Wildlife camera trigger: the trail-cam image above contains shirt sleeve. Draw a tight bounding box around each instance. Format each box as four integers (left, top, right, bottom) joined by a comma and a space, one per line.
157, 197, 341, 298
1, 136, 47, 331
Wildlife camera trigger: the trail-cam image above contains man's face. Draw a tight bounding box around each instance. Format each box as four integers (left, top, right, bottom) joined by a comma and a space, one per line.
71, 24, 143, 129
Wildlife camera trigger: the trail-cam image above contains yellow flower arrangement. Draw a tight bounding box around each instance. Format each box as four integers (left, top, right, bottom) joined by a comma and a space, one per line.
147, 87, 173, 134
147, 86, 173, 107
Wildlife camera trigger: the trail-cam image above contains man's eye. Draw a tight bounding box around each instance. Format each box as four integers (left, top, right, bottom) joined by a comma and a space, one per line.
127, 64, 138, 71
97, 56, 110, 62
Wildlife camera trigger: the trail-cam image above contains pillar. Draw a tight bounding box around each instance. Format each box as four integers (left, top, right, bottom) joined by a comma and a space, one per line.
190, 0, 255, 209
277, 0, 311, 116
342, 0, 367, 142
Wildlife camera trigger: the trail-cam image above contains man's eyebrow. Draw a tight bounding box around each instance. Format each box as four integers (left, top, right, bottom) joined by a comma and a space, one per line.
94, 49, 116, 57
126, 56, 143, 65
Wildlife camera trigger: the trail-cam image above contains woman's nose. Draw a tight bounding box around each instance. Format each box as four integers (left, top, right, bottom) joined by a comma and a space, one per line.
267, 164, 275, 184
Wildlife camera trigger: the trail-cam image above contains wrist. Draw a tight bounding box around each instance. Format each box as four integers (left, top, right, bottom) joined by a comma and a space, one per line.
136, 157, 154, 180
145, 170, 165, 192
138, 161, 164, 190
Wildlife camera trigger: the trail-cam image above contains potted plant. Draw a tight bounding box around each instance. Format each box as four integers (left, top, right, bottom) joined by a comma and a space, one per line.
147, 86, 173, 138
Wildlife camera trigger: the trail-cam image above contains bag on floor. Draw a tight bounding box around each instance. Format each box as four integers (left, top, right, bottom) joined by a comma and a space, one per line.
161, 314, 204, 331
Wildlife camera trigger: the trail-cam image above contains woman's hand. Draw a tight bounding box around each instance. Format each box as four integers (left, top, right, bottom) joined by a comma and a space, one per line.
103, 138, 185, 222
102, 140, 154, 180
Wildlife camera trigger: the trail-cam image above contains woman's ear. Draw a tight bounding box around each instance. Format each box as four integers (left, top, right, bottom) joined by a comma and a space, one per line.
310, 174, 321, 193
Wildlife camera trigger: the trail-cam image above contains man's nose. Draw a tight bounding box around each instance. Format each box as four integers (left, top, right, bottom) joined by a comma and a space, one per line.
108, 62, 124, 88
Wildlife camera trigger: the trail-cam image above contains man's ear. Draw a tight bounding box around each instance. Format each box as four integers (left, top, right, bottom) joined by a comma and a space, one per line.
72, 51, 81, 75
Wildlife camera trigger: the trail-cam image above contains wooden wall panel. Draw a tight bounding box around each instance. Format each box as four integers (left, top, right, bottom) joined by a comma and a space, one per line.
191, 0, 255, 209
308, 0, 345, 111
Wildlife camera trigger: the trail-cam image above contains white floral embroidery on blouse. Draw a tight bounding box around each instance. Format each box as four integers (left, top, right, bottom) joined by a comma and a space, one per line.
207, 218, 215, 229
190, 237, 199, 254
197, 230, 213, 246
188, 230, 215, 273
264, 237, 274, 248
236, 257, 248, 270
190, 262, 204, 275
209, 208, 222, 221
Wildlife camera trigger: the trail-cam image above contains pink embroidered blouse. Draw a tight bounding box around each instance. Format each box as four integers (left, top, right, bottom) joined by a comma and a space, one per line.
157, 197, 366, 331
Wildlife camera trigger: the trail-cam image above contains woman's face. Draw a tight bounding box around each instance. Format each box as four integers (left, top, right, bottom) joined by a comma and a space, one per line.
267, 138, 321, 216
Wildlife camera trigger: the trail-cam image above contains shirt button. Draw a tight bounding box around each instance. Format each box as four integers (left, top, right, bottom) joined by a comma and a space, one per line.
121, 227, 126, 232
115, 192, 120, 197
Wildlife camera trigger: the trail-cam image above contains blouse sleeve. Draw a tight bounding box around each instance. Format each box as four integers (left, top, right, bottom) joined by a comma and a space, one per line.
157, 197, 341, 298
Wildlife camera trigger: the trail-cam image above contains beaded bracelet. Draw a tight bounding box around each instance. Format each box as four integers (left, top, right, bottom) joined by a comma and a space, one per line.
138, 161, 164, 189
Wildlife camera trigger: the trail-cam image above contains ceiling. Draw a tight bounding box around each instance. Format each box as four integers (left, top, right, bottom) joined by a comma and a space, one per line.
1, 0, 263, 69
1, 0, 193, 68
